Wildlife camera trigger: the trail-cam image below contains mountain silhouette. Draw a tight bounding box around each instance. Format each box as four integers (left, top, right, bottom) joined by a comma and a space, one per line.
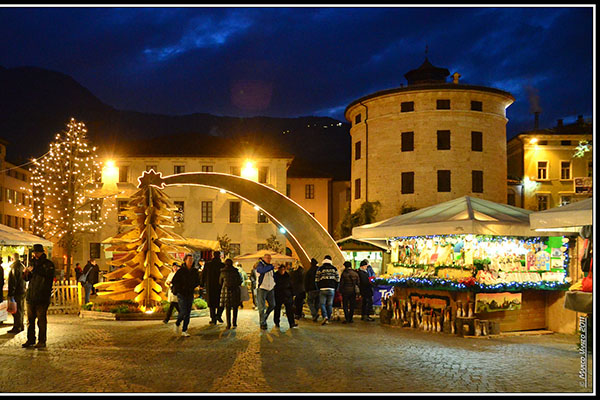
0, 65, 351, 180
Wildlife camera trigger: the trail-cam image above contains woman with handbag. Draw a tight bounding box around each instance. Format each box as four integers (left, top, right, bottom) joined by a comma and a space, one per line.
339, 261, 360, 324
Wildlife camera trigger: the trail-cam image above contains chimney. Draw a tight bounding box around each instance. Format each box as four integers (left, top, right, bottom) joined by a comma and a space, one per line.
557, 119, 563, 127
534, 111, 540, 130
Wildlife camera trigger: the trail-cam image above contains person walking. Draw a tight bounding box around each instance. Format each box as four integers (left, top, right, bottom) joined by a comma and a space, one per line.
304, 258, 320, 321
22, 244, 55, 348
256, 254, 276, 330
7, 253, 26, 333
315, 255, 339, 325
273, 264, 298, 329
358, 260, 375, 321
339, 261, 360, 324
201, 251, 225, 324
289, 262, 305, 320
74, 263, 83, 282
162, 263, 180, 324
82, 259, 100, 304
219, 259, 243, 329
235, 262, 250, 309
249, 263, 258, 309
171, 254, 200, 337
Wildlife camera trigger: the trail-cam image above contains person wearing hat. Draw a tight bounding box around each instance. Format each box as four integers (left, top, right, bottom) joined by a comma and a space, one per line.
315, 255, 340, 325
358, 259, 375, 321
22, 244, 55, 348
339, 261, 360, 324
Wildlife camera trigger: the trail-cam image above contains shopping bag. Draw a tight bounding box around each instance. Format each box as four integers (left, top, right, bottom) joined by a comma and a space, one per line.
7, 298, 17, 314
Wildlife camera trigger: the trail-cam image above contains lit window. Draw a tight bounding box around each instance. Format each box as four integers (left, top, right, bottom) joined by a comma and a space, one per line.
257, 211, 268, 223
174, 165, 185, 174
201, 165, 213, 172
560, 161, 572, 180
537, 161, 548, 180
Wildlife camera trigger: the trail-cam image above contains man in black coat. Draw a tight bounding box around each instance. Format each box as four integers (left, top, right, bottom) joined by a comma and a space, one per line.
22, 244, 55, 348
303, 258, 321, 321
273, 265, 298, 329
8, 253, 27, 333
357, 260, 375, 321
201, 250, 225, 324
171, 254, 201, 337
289, 264, 305, 320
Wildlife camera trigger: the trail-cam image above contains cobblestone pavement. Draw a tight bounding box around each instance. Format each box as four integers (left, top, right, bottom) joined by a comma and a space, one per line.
0, 310, 594, 393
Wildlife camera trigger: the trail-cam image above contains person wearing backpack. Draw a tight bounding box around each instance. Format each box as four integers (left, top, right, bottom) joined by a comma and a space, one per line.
81, 259, 99, 304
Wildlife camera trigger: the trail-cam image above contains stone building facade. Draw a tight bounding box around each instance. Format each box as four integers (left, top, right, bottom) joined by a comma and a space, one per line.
345, 58, 514, 221
507, 115, 593, 210
0, 139, 33, 231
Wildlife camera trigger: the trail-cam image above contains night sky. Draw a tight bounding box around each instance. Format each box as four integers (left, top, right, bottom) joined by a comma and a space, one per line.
0, 6, 594, 138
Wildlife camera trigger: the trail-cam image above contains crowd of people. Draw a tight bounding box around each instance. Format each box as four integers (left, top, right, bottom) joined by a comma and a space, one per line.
2, 245, 378, 344
161, 250, 378, 336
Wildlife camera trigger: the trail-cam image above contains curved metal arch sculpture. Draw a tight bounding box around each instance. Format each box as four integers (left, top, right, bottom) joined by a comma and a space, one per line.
138, 170, 345, 268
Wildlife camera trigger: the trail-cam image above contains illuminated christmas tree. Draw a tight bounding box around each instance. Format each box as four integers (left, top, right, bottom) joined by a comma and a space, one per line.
97, 184, 187, 311
29, 118, 109, 275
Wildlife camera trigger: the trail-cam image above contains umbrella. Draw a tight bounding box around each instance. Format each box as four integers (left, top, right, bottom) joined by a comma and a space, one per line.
233, 249, 296, 263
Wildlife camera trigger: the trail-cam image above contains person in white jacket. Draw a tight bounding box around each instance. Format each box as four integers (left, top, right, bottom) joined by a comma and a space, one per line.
163, 263, 180, 324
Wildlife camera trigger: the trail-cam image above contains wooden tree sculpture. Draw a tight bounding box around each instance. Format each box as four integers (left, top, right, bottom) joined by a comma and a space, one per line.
96, 185, 187, 312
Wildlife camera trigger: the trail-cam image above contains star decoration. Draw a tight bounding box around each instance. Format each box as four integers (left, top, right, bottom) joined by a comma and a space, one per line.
137, 169, 165, 189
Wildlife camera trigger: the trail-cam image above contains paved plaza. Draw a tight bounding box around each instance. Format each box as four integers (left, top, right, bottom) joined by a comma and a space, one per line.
0, 310, 594, 394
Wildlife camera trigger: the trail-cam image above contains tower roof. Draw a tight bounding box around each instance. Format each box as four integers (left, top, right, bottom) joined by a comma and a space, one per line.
404, 57, 450, 85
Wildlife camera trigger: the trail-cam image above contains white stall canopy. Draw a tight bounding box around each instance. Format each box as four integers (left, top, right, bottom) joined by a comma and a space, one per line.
0, 223, 54, 247
529, 197, 593, 232
353, 196, 550, 239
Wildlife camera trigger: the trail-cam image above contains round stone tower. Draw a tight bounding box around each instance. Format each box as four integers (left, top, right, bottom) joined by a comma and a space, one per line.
345, 57, 514, 221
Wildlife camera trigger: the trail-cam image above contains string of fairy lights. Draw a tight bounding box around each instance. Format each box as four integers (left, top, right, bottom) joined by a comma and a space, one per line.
14, 118, 116, 247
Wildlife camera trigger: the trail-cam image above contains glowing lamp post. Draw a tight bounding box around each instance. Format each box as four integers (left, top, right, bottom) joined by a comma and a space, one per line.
241, 160, 258, 182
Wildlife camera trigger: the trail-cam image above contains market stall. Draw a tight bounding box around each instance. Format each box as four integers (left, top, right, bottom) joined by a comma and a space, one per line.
1, 223, 54, 322
530, 198, 593, 341
353, 196, 576, 334
336, 236, 390, 275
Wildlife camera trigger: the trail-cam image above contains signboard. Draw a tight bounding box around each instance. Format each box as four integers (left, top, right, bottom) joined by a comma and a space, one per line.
373, 285, 394, 306
475, 292, 522, 313
574, 177, 593, 194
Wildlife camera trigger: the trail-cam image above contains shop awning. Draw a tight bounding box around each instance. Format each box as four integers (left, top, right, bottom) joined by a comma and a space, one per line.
352, 196, 550, 239
529, 198, 593, 232
0, 223, 54, 247
336, 236, 390, 251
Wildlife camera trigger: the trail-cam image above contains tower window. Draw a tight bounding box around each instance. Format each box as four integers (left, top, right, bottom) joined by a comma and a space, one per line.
437, 170, 451, 192
472, 170, 483, 193
437, 130, 451, 150
355, 114, 362, 125
401, 172, 414, 194
471, 101, 483, 111
401, 132, 414, 152
355, 141, 362, 160
436, 99, 451, 110
401, 102, 414, 112
471, 131, 483, 152
354, 179, 361, 199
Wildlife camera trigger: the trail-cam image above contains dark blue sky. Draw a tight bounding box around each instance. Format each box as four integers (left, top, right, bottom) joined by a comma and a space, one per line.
0, 6, 594, 137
